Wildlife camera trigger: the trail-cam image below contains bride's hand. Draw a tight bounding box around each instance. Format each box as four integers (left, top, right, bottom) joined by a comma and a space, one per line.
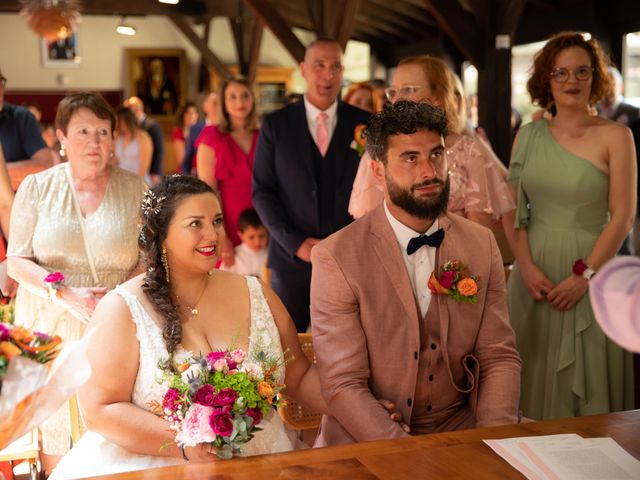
379, 399, 410, 433
183, 444, 220, 463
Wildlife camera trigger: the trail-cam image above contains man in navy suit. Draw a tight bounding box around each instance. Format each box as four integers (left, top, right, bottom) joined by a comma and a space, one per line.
180, 92, 219, 175
253, 38, 370, 332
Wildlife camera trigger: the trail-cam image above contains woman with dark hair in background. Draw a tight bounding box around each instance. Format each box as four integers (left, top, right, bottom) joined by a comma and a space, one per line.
172, 101, 199, 172
503, 32, 636, 420
196, 76, 260, 267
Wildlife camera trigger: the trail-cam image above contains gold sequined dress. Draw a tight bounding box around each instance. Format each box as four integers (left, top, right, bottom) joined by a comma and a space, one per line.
7, 163, 146, 454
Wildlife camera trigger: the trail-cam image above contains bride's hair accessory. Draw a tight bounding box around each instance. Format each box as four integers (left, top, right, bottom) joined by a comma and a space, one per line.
141, 190, 166, 217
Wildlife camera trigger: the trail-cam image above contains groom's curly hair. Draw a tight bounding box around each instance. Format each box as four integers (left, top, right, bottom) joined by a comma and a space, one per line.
363, 100, 448, 165
138, 175, 217, 354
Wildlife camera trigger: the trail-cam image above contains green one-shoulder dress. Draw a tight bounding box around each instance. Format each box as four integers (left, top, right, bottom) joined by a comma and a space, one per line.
507, 120, 634, 420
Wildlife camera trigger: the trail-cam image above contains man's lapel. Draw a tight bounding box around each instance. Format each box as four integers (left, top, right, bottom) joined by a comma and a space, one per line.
369, 205, 420, 333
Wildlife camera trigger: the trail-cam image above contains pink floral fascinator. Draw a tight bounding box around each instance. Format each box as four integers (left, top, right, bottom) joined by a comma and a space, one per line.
589, 256, 640, 353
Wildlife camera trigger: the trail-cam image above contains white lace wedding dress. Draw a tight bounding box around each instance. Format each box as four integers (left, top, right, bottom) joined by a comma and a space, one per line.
50, 276, 299, 480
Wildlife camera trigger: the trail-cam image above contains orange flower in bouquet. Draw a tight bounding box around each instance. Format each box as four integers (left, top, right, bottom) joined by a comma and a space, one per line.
0, 321, 91, 449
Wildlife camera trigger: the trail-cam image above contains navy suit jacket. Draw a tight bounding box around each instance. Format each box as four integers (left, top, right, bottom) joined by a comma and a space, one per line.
181, 121, 206, 175
140, 116, 164, 176
253, 99, 370, 271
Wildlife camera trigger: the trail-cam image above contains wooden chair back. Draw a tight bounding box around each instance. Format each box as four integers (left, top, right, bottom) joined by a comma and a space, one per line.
278, 333, 323, 430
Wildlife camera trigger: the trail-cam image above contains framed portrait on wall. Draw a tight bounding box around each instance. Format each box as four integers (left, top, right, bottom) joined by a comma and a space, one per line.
127, 48, 188, 119
41, 31, 81, 68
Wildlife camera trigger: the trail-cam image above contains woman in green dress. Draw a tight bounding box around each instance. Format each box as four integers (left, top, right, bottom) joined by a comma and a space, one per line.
503, 32, 636, 420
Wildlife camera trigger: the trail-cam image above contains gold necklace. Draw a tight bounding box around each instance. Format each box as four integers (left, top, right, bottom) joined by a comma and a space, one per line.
174, 271, 212, 317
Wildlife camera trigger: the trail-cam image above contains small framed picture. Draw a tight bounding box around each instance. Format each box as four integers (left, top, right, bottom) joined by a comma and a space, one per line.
41, 31, 81, 68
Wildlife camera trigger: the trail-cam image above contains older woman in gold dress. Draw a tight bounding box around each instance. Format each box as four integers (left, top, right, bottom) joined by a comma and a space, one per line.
7, 92, 146, 473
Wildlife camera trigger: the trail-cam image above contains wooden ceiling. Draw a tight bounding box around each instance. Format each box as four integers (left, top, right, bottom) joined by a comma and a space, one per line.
2, 0, 640, 67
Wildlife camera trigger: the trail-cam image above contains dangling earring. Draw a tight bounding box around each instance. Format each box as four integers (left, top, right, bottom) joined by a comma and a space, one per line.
59, 144, 66, 157
161, 247, 170, 283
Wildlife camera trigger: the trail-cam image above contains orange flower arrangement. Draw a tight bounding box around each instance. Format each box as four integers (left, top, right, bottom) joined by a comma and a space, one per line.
428, 260, 479, 303
350, 124, 367, 156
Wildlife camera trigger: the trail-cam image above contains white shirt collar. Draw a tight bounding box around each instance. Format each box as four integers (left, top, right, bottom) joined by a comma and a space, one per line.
383, 201, 440, 254
304, 96, 338, 121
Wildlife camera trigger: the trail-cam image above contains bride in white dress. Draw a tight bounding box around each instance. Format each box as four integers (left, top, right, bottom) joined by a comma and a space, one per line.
49, 176, 329, 479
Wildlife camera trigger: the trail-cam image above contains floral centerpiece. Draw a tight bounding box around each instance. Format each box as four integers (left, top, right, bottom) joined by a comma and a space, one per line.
154, 348, 287, 459
428, 260, 480, 303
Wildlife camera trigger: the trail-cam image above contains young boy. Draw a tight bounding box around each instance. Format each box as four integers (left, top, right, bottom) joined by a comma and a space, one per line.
221, 208, 268, 277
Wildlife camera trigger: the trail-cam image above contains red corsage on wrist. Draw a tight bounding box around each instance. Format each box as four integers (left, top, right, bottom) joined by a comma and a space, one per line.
572, 259, 595, 280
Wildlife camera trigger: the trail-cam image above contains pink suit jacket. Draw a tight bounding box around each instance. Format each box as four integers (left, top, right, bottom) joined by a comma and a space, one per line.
310, 204, 521, 446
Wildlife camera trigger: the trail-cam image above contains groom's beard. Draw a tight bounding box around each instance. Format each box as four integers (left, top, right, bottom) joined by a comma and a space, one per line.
386, 175, 450, 220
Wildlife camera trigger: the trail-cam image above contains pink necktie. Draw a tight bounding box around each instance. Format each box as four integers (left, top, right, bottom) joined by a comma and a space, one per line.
316, 112, 328, 156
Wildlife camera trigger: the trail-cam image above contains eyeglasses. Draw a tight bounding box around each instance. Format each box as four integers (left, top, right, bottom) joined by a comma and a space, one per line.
0, 77, 6, 88
384, 85, 422, 101
550, 66, 594, 83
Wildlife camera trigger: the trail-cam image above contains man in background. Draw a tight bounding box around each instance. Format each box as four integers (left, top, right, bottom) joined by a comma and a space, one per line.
253, 38, 370, 332
0, 67, 53, 190
125, 96, 164, 184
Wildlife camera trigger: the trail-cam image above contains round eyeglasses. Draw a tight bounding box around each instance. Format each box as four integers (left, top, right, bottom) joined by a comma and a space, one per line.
550, 66, 594, 83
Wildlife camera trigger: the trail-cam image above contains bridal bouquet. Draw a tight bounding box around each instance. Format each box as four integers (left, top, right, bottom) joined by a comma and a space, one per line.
155, 348, 287, 459
0, 322, 91, 449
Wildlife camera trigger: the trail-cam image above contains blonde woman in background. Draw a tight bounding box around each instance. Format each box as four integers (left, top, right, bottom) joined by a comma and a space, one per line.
114, 106, 153, 184
349, 56, 514, 227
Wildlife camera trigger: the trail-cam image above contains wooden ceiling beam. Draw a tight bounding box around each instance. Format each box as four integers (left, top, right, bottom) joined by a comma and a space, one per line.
243, 0, 306, 63
366, 0, 437, 33
333, 0, 363, 49
168, 14, 232, 80
246, 18, 264, 84
422, 0, 482, 66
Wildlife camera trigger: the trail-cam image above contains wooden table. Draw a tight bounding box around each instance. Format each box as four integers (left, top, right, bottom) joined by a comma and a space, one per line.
91, 410, 640, 479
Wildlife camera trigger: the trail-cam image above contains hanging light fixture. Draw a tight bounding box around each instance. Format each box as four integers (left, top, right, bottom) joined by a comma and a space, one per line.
158, 0, 180, 4
20, 0, 80, 41
116, 16, 136, 36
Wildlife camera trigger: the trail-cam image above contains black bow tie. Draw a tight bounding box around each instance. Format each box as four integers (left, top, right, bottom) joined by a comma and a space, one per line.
407, 228, 445, 255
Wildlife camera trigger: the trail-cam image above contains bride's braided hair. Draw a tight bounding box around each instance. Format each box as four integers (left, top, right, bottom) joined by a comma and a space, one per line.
138, 175, 217, 353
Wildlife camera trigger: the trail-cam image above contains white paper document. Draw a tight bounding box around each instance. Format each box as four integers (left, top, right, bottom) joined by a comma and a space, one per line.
484, 434, 640, 480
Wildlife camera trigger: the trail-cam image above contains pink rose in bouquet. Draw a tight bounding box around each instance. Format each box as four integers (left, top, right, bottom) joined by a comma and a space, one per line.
176, 403, 216, 446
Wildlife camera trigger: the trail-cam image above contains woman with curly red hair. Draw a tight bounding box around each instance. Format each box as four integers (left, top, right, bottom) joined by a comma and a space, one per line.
503, 32, 636, 420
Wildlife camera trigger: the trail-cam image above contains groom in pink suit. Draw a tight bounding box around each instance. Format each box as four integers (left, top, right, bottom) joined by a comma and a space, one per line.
310, 101, 521, 446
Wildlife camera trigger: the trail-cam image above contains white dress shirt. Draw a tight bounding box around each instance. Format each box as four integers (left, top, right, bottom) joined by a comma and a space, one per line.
383, 201, 439, 318
304, 96, 338, 147
220, 244, 268, 278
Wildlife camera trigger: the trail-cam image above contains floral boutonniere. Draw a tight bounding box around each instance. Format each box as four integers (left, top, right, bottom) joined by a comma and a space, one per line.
428, 260, 479, 304
349, 124, 366, 156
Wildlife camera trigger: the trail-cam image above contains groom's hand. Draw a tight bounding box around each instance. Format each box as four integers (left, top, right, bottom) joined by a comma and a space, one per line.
295, 237, 321, 263
379, 399, 411, 433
